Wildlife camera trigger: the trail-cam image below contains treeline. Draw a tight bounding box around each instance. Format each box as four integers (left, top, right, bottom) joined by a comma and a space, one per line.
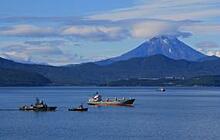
103, 75, 220, 87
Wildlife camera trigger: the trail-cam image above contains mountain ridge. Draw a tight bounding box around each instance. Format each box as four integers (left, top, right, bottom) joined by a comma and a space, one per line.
0, 54, 220, 86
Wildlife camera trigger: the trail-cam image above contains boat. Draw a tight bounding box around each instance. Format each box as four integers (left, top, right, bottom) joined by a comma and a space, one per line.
158, 87, 166, 92
87, 92, 135, 106
19, 98, 57, 111
68, 104, 88, 112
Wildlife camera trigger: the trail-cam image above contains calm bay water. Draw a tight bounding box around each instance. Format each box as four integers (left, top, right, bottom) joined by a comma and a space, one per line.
0, 87, 220, 140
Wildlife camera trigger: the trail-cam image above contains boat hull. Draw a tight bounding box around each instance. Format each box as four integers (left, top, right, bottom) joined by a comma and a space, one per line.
68, 108, 88, 112
19, 106, 57, 112
88, 99, 135, 106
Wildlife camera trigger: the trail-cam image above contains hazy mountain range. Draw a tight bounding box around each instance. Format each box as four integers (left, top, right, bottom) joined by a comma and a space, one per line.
0, 36, 220, 86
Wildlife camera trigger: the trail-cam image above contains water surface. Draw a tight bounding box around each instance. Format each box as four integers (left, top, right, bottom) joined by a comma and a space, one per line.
0, 87, 220, 140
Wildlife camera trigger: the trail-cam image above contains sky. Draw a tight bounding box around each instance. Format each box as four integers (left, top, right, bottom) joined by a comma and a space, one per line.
0, 0, 220, 65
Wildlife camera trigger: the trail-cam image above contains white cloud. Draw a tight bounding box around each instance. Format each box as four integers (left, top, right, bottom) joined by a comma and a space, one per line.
161, 9, 220, 21
0, 24, 54, 36
0, 24, 129, 41
151, 1, 220, 20
0, 20, 193, 41
61, 25, 128, 41
181, 24, 220, 34
206, 50, 220, 57
130, 20, 191, 38
0, 39, 102, 65
89, 0, 220, 21
196, 41, 220, 57
24, 40, 66, 46
0, 43, 63, 63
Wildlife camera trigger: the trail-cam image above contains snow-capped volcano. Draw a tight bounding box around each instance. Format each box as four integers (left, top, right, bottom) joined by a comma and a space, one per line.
97, 35, 207, 65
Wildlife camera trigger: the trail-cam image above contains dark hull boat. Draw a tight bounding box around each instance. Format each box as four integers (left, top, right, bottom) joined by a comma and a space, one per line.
19, 98, 57, 112
68, 108, 88, 112
68, 104, 88, 112
19, 106, 57, 111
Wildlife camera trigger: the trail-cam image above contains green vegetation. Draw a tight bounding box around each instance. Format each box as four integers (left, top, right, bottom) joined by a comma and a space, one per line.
104, 76, 220, 87
0, 68, 51, 86
0, 55, 220, 86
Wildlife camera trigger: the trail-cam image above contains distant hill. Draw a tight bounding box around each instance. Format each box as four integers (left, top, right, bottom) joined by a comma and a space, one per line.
95, 55, 220, 80
105, 75, 220, 87
97, 35, 207, 65
0, 67, 51, 86
0, 55, 220, 86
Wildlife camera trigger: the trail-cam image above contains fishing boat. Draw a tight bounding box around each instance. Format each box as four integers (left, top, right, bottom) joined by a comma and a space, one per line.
88, 92, 135, 106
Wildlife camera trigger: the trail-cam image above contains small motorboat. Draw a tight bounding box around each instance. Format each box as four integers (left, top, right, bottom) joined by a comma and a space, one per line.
160, 88, 166, 92
157, 87, 166, 92
68, 104, 88, 112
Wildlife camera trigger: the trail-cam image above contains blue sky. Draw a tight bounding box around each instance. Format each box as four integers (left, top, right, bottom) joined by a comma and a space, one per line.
0, 0, 220, 65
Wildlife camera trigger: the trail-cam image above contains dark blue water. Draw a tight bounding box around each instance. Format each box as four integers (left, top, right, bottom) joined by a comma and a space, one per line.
0, 87, 220, 140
